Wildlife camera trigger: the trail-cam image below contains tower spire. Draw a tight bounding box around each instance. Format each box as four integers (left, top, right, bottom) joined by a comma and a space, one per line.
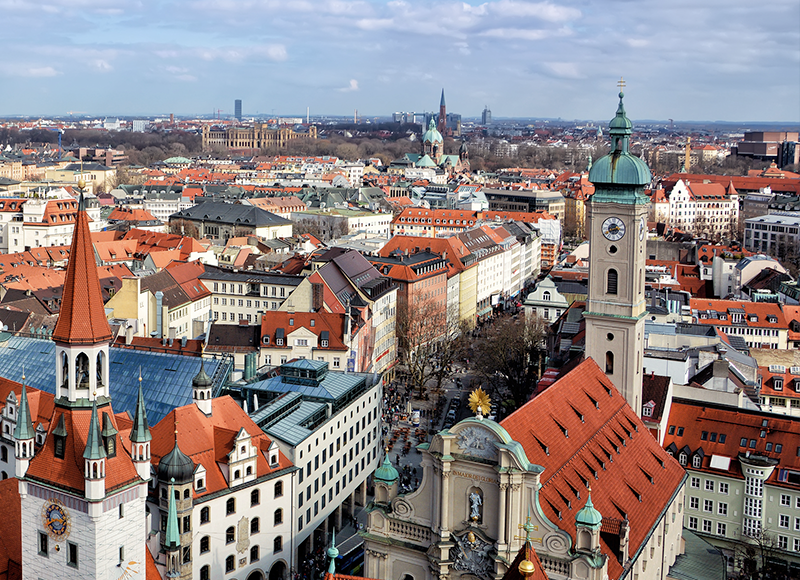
327, 528, 339, 575
165, 478, 181, 578
131, 370, 152, 444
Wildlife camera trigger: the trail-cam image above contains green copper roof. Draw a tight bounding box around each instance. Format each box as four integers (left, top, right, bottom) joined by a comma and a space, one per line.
575, 490, 603, 528
83, 400, 108, 461
192, 360, 212, 389
422, 119, 443, 144
416, 154, 437, 168
130, 381, 152, 443
165, 478, 180, 550
52, 414, 67, 437
327, 529, 339, 574
374, 454, 399, 483
13, 384, 35, 441
588, 91, 652, 190
101, 412, 118, 437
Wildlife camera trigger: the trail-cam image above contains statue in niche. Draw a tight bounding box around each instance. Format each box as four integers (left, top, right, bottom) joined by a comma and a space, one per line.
469, 491, 483, 522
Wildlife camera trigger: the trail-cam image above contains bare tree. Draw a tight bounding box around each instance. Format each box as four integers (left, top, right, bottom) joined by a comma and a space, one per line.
730, 528, 790, 580
473, 312, 549, 408
396, 297, 453, 399
168, 219, 200, 239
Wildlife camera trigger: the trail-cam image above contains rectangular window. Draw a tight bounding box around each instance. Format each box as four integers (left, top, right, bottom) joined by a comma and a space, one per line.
688, 516, 698, 530
38, 532, 48, 557
690, 477, 700, 488
779, 514, 790, 528
778, 536, 788, 550
705, 480, 714, 492
689, 497, 699, 510
719, 482, 729, 495
717, 522, 726, 536
67, 542, 79, 568
781, 494, 791, 506
702, 520, 712, 533
718, 502, 727, 516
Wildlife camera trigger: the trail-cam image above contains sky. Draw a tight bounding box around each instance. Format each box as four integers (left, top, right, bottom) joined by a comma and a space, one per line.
1, 0, 798, 122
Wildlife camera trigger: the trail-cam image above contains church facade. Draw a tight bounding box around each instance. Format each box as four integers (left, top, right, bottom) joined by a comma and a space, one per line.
363, 92, 687, 580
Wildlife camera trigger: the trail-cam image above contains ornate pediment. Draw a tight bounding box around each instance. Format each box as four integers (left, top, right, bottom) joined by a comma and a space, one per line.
449, 528, 497, 580
455, 425, 498, 461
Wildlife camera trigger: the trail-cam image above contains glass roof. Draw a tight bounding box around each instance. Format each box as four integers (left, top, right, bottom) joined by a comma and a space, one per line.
0, 336, 232, 424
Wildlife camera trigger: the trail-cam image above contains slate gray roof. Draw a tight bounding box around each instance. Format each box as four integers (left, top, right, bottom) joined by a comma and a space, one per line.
171, 201, 292, 226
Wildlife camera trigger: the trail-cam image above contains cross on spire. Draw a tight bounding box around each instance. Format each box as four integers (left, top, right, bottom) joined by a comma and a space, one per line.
617, 77, 626, 91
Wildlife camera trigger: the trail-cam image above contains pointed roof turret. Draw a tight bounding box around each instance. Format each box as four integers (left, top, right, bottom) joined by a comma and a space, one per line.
192, 359, 212, 389
130, 376, 152, 443
727, 179, 738, 196
52, 192, 112, 345
52, 413, 67, 438
440, 88, 446, 108
327, 529, 339, 575
13, 384, 35, 441
575, 489, 602, 529
165, 478, 180, 552
83, 399, 107, 461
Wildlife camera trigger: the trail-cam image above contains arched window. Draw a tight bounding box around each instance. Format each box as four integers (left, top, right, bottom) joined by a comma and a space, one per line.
200, 565, 210, 580
76, 353, 90, 388
251, 489, 260, 506
274, 508, 283, 526
225, 555, 235, 572
183, 489, 190, 499
692, 455, 701, 468
246, 465, 253, 476
678, 453, 687, 466
161, 488, 167, 499
605, 351, 614, 374
96, 351, 105, 386
1, 447, 7, 462
251, 517, 260, 534
274, 481, 283, 497
250, 545, 260, 563
274, 536, 283, 553
542, 290, 551, 301
607, 269, 618, 295
234, 469, 240, 479
200, 506, 210, 524
226, 498, 235, 514
61, 352, 69, 387
200, 536, 210, 553
226, 526, 235, 544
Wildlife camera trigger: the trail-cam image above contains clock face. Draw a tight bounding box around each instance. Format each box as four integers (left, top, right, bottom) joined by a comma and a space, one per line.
639, 216, 646, 241
42, 499, 70, 540
602, 217, 626, 241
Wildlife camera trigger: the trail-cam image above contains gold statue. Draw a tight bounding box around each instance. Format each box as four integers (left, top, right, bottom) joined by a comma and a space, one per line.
468, 387, 491, 417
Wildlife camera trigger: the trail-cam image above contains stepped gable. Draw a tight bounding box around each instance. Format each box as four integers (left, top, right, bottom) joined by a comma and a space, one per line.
52, 194, 112, 345
26, 402, 140, 494
501, 358, 686, 579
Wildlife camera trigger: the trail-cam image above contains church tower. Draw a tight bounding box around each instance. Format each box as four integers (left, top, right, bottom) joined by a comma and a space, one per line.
585, 84, 651, 416
20, 188, 147, 580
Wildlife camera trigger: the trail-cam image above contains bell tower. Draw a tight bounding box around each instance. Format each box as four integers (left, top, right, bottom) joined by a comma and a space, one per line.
585, 81, 651, 416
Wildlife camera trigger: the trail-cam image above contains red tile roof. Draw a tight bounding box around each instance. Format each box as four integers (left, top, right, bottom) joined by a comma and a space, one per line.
260, 311, 347, 351
148, 397, 292, 498
690, 299, 786, 328
27, 402, 141, 494
52, 199, 113, 345
501, 359, 686, 579
664, 400, 800, 482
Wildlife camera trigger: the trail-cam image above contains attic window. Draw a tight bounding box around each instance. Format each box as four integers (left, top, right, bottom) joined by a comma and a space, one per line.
774, 378, 783, 391
263, 336, 270, 344
639, 466, 653, 484
276, 338, 283, 346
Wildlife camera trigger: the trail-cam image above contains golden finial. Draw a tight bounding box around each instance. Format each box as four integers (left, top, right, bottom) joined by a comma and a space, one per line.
515, 511, 538, 578
21, 364, 25, 384
468, 387, 491, 418
139, 366, 142, 383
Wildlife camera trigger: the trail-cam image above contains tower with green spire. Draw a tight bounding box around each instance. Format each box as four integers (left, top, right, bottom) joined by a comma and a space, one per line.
83, 399, 107, 502
13, 383, 35, 478
327, 528, 340, 575
585, 82, 651, 416
165, 478, 182, 578
130, 374, 152, 480
574, 490, 605, 562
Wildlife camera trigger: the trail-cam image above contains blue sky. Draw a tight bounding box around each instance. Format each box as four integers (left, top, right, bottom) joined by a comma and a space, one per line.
2, 0, 798, 121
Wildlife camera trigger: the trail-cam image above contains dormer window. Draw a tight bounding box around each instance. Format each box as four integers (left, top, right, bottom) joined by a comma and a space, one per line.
321, 340, 328, 347
276, 338, 283, 346
774, 378, 783, 391
263, 336, 270, 344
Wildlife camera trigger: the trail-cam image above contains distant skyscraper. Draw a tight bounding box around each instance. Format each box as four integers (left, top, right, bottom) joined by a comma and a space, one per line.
482, 105, 492, 125
234, 99, 242, 121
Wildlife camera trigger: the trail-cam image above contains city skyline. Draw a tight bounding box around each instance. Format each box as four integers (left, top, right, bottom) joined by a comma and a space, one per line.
1, 0, 798, 122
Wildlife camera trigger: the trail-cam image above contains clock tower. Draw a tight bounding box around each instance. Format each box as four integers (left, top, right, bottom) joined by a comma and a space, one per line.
585, 84, 651, 416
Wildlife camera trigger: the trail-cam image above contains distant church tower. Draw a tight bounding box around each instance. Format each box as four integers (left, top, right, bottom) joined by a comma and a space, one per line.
437, 88, 447, 135
585, 84, 651, 416
19, 189, 148, 580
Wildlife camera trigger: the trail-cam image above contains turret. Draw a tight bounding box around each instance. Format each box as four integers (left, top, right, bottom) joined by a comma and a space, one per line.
373, 451, 399, 505
83, 400, 107, 504
327, 529, 339, 575
192, 359, 212, 416
165, 478, 181, 578
575, 489, 602, 553
13, 383, 35, 478
130, 375, 152, 481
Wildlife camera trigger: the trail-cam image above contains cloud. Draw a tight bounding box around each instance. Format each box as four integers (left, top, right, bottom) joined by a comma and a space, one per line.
25, 66, 60, 77
337, 79, 359, 92
543, 61, 583, 79
93, 59, 113, 72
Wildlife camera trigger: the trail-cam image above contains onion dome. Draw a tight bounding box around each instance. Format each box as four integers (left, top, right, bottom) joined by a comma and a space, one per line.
158, 438, 194, 484
575, 490, 602, 529
374, 454, 399, 484
422, 118, 443, 144
588, 90, 651, 191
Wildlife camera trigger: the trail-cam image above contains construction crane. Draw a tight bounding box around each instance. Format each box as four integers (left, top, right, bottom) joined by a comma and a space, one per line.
45, 127, 64, 161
